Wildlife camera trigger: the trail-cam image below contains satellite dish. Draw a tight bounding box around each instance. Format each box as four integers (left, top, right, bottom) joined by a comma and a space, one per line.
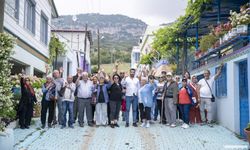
72, 15, 77, 22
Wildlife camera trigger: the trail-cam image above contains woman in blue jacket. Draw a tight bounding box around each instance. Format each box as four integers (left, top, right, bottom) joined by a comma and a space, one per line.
95, 75, 111, 126
140, 75, 156, 128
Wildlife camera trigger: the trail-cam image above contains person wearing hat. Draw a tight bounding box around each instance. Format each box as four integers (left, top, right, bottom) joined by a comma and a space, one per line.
162, 72, 178, 127
155, 74, 166, 124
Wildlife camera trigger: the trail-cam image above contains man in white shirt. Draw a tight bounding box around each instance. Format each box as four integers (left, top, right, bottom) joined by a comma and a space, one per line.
76, 72, 94, 127
121, 68, 140, 127
61, 76, 76, 129
198, 64, 223, 127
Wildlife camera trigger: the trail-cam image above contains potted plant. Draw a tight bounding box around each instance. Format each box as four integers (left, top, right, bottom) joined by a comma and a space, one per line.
199, 34, 218, 52
244, 123, 250, 143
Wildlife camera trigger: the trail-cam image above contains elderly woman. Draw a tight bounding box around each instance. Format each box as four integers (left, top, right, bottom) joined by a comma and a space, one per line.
19, 75, 37, 129
41, 75, 56, 129
95, 74, 111, 126
139, 75, 156, 128
189, 75, 202, 124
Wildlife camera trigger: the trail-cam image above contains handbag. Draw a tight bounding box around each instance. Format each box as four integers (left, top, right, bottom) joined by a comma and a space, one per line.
58, 86, 66, 97
204, 79, 215, 102
91, 94, 97, 105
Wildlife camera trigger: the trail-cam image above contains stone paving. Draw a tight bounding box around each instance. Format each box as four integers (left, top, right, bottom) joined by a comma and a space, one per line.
13, 117, 249, 150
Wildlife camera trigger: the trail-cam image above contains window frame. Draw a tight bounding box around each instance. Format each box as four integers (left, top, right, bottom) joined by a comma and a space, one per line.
24, 0, 36, 34
40, 11, 48, 45
215, 64, 227, 97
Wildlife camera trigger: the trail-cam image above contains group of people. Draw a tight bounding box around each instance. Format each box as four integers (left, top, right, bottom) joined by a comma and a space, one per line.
17, 63, 223, 130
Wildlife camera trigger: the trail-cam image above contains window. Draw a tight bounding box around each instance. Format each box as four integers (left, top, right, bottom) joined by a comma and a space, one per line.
24, 0, 36, 34
196, 74, 204, 81
40, 12, 48, 45
215, 64, 227, 97
5, 0, 19, 20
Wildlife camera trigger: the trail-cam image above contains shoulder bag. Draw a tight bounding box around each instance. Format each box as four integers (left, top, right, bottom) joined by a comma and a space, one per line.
204, 79, 215, 102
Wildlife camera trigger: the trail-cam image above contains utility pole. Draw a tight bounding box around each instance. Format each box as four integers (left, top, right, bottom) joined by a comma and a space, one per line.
0, 0, 5, 33
97, 29, 100, 70
83, 24, 87, 71
76, 34, 79, 67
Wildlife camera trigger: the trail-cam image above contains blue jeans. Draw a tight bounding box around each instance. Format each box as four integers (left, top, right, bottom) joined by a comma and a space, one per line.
125, 96, 138, 124
178, 104, 191, 124
62, 101, 74, 126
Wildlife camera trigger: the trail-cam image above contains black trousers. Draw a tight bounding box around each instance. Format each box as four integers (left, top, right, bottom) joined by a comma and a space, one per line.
143, 107, 151, 120
41, 100, 55, 125
109, 101, 121, 121
156, 100, 166, 123
19, 102, 33, 127
138, 103, 144, 122
139, 103, 151, 120
91, 104, 96, 122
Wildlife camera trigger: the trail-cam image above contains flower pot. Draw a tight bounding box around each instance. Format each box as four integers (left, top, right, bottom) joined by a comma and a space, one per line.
237, 25, 248, 34
244, 128, 250, 144
0, 122, 15, 150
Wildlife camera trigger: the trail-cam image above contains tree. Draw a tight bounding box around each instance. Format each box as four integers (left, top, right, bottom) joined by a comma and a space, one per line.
49, 34, 66, 69
0, 33, 15, 131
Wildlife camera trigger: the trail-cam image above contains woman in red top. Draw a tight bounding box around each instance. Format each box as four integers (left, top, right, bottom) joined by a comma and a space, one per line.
189, 75, 202, 124
178, 78, 193, 129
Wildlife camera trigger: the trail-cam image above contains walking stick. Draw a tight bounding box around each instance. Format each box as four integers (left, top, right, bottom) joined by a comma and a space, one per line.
52, 99, 57, 128
161, 98, 164, 124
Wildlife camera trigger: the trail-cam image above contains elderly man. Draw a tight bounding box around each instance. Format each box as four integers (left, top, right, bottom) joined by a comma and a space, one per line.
53, 70, 64, 125
163, 72, 178, 127
76, 72, 94, 127
73, 68, 83, 122
61, 75, 76, 129
198, 64, 223, 127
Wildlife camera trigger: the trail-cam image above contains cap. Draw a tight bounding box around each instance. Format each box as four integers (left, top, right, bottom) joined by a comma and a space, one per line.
166, 72, 172, 76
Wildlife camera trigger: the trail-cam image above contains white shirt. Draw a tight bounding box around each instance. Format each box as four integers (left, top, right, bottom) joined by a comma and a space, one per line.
198, 76, 215, 98
77, 80, 93, 98
63, 83, 76, 102
121, 76, 140, 96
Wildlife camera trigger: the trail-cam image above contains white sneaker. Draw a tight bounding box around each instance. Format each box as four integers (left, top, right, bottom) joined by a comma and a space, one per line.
181, 123, 190, 129
146, 122, 150, 128
166, 123, 170, 126
170, 123, 176, 128
140, 122, 146, 127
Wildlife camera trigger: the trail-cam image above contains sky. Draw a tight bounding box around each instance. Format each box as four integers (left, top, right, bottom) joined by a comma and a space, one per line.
54, 0, 188, 26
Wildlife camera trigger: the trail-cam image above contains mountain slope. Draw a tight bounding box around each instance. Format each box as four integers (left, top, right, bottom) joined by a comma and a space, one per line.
52, 13, 147, 52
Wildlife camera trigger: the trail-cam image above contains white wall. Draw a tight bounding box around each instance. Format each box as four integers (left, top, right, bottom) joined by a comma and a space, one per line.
53, 31, 91, 77
4, 0, 55, 74
191, 47, 250, 135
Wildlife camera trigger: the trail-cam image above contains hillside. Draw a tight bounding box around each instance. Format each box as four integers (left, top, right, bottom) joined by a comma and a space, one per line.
52, 14, 147, 56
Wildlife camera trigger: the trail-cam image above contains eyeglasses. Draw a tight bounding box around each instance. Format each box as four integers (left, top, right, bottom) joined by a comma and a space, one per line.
114, 77, 119, 79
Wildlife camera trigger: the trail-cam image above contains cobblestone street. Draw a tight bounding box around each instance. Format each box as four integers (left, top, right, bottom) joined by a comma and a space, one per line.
14, 118, 248, 150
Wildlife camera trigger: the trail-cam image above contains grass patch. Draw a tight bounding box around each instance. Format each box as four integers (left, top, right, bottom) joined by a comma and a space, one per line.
93, 63, 131, 74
